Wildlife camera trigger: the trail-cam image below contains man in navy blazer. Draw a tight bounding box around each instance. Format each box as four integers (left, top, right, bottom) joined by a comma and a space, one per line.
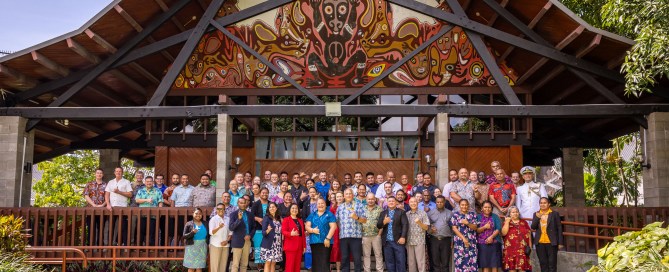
229, 198, 255, 272
377, 196, 409, 272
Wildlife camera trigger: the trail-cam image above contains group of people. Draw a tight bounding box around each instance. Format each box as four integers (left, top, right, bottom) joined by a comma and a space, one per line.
85, 161, 564, 272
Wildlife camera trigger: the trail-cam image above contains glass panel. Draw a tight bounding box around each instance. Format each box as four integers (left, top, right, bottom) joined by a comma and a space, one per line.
403, 137, 420, 159
337, 137, 358, 159
296, 117, 315, 132
295, 137, 315, 159
316, 136, 337, 159
273, 137, 294, 159
255, 137, 272, 159
274, 117, 293, 132
317, 117, 336, 132
382, 117, 402, 131
403, 117, 418, 131
382, 137, 402, 159
360, 136, 381, 159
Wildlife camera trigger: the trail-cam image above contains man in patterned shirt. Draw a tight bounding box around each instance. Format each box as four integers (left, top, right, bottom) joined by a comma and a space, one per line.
83, 168, 107, 246
488, 168, 517, 217
135, 176, 163, 246
450, 168, 476, 212
265, 172, 281, 200
336, 188, 367, 272
406, 197, 430, 272
190, 174, 216, 208
362, 193, 383, 272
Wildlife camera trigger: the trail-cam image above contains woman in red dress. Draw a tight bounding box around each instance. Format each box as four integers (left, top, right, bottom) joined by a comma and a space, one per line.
281, 204, 306, 272
502, 206, 532, 271
329, 192, 344, 272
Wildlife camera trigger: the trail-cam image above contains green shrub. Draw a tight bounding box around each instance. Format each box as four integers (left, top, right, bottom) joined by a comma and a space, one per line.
0, 215, 27, 253
588, 222, 669, 272
0, 252, 49, 272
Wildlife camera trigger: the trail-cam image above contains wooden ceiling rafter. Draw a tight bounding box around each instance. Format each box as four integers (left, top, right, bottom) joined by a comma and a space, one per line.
85, 29, 161, 84
113, 4, 175, 62
0, 64, 39, 90
153, 0, 187, 32
516, 25, 584, 84
499, 1, 552, 62
531, 34, 601, 93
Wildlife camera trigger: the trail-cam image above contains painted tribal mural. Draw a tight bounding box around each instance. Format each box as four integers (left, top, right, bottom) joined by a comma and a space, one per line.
173, 0, 518, 89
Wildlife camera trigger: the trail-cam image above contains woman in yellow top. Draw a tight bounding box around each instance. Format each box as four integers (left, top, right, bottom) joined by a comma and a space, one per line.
530, 197, 563, 272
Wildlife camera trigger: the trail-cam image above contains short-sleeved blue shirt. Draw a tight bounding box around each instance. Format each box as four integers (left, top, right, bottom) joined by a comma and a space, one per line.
314, 181, 331, 199
306, 210, 336, 244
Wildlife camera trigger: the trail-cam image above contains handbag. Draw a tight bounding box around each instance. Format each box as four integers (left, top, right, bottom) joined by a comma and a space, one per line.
524, 245, 532, 256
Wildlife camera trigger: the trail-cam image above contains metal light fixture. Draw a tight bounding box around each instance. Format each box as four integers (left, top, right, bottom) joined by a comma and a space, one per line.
228, 156, 242, 172
425, 154, 437, 170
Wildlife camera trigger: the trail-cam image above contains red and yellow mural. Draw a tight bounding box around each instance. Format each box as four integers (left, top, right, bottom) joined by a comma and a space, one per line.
173, 0, 518, 89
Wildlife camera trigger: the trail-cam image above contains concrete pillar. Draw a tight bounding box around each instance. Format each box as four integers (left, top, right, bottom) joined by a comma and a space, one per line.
216, 114, 233, 203
0, 116, 34, 207
562, 147, 585, 207
435, 113, 449, 189
642, 112, 669, 207
99, 149, 121, 182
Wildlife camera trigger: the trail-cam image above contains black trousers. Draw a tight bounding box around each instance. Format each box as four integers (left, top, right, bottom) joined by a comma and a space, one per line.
85, 215, 108, 246
311, 243, 331, 272
138, 216, 157, 246
340, 238, 363, 272
536, 243, 558, 272
429, 236, 452, 272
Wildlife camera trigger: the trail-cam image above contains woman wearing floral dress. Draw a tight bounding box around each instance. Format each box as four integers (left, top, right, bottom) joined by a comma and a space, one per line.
261, 203, 283, 272
502, 206, 532, 272
183, 208, 208, 272
449, 199, 479, 272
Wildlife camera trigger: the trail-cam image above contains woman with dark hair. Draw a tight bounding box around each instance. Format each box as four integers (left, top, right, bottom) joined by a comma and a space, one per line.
271, 181, 290, 204
449, 199, 479, 272
301, 186, 320, 270
531, 197, 563, 272
261, 202, 283, 272
282, 204, 306, 272
329, 191, 344, 272
252, 187, 270, 269
477, 201, 503, 272
306, 198, 337, 272
183, 208, 208, 272
502, 206, 532, 272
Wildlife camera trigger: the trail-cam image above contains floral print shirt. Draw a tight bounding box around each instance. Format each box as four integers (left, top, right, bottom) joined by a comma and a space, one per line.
83, 181, 106, 206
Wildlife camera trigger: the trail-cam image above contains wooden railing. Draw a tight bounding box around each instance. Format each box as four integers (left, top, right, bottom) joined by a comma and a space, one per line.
25, 247, 88, 271
554, 207, 669, 253
1, 206, 667, 263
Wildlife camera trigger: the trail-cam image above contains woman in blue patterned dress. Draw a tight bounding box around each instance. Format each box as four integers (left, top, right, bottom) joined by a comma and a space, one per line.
182, 208, 208, 272
261, 202, 283, 272
449, 199, 479, 272
252, 188, 270, 269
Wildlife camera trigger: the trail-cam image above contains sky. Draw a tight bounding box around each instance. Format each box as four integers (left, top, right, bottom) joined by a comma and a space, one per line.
0, 1, 112, 53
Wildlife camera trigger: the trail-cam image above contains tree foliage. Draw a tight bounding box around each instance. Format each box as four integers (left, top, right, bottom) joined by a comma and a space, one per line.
33, 150, 153, 207
583, 132, 642, 207
560, 0, 669, 97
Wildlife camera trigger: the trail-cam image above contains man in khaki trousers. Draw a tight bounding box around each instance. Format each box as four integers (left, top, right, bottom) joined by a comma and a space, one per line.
210, 203, 231, 272
362, 193, 384, 272
230, 198, 254, 272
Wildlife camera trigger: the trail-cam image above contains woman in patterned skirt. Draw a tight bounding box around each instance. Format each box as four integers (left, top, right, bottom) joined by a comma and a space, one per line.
261, 202, 283, 272
502, 206, 532, 272
449, 199, 479, 272
182, 208, 208, 272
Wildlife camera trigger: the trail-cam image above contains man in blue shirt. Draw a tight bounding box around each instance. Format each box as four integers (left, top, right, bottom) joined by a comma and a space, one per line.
230, 198, 255, 272
314, 171, 331, 200
377, 197, 408, 272
365, 172, 379, 196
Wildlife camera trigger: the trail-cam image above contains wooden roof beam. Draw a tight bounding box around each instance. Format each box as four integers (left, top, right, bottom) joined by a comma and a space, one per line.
67, 38, 147, 95
38, 126, 82, 142
114, 4, 175, 62
153, 0, 187, 32
0, 64, 38, 90
85, 29, 161, 84
485, 0, 509, 26
517, 25, 584, 84
31, 51, 69, 77
499, 1, 552, 62
531, 34, 602, 92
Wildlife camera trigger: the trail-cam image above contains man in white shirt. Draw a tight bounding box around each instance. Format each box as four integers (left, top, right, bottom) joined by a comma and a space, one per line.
515, 166, 547, 222
105, 167, 133, 245
209, 203, 232, 272
375, 171, 402, 199
442, 169, 458, 208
